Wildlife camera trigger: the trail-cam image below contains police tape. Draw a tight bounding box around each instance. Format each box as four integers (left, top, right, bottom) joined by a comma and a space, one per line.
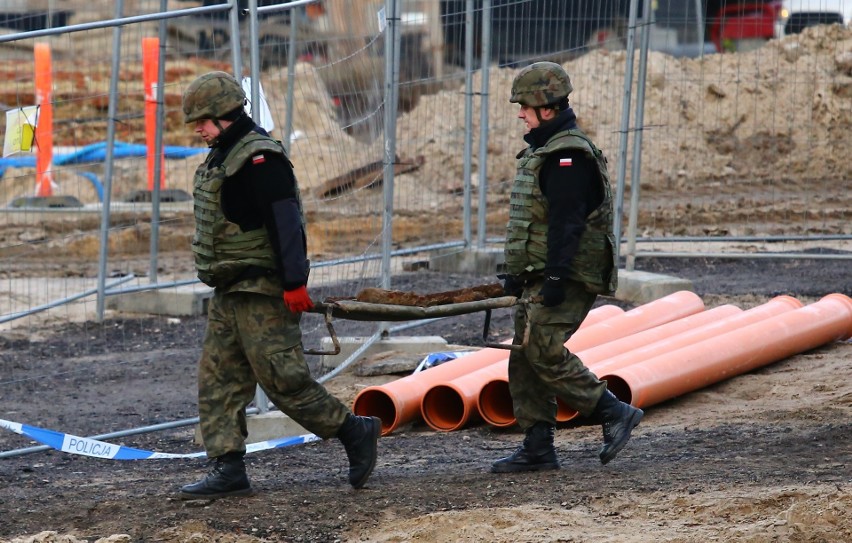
0, 417, 321, 460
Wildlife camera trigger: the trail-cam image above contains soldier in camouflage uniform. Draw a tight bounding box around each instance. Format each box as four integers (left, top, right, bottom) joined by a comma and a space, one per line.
492, 62, 644, 473
179, 71, 380, 498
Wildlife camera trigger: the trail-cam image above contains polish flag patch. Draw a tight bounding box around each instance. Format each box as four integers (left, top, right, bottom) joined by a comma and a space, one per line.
252, 154, 266, 165
559, 158, 573, 167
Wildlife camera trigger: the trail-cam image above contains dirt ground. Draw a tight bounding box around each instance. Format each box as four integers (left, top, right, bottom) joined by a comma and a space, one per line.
0, 8, 850, 543
0, 256, 850, 543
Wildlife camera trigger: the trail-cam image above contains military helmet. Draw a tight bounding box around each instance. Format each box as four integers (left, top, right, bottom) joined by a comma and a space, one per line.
509, 61, 573, 107
182, 71, 246, 123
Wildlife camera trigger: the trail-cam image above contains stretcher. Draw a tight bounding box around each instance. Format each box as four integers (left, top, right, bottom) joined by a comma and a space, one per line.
304, 287, 540, 356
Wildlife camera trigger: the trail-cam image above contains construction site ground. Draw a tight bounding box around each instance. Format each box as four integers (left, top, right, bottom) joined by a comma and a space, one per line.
0, 255, 850, 543
0, 11, 850, 542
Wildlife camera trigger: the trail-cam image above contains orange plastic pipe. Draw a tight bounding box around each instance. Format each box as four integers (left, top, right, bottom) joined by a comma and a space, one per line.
143, 37, 165, 191
476, 290, 707, 427
34, 43, 54, 197
556, 295, 803, 421
601, 293, 852, 410
565, 290, 705, 353
352, 304, 624, 435
423, 302, 736, 432
590, 295, 802, 378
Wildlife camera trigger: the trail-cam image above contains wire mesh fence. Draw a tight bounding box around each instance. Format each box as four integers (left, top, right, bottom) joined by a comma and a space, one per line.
0, 0, 849, 454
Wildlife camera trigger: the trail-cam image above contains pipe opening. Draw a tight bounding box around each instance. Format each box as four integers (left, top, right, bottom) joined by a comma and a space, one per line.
602, 375, 633, 405
478, 380, 515, 426
352, 389, 399, 435
556, 398, 579, 422
422, 385, 467, 432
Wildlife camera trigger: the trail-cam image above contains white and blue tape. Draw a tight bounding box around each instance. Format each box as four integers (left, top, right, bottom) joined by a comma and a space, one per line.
0, 418, 320, 460
413, 350, 473, 373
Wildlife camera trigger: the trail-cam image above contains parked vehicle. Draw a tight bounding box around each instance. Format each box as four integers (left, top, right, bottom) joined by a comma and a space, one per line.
655, 0, 782, 54
775, 0, 852, 35
440, 0, 635, 67
707, 0, 783, 51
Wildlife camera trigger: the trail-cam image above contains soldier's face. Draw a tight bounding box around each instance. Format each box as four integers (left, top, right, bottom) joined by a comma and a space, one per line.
194, 118, 232, 144
517, 105, 556, 133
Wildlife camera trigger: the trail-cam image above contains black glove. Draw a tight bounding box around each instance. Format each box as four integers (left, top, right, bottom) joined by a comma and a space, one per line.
498, 273, 523, 297
539, 273, 566, 307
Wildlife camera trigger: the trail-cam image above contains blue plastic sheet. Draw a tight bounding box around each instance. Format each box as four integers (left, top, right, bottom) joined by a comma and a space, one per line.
0, 141, 207, 179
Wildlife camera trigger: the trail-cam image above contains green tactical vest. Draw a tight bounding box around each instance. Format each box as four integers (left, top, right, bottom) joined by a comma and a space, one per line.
192, 132, 304, 288
505, 129, 617, 295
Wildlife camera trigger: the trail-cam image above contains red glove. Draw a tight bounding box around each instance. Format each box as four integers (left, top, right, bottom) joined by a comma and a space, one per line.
283, 286, 314, 313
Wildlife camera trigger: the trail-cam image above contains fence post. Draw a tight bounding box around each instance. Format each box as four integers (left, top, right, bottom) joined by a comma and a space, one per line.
625, 0, 653, 272
613, 0, 641, 267
96, 0, 125, 322
476, 0, 492, 250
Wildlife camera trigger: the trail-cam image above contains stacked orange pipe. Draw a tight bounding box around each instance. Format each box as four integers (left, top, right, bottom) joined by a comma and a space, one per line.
352, 304, 624, 435
423, 294, 724, 431
475, 290, 707, 427
601, 293, 852, 410
590, 295, 802, 379
555, 295, 803, 422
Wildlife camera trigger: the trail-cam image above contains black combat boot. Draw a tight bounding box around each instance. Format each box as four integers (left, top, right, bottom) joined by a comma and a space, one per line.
593, 390, 644, 465
490, 422, 560, 473
179, 452, 252, 499
337, 413, 381, 489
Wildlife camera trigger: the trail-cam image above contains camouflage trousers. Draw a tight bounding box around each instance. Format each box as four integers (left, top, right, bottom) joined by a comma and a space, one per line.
508, 278, 607, 430
198, 290, 349, 458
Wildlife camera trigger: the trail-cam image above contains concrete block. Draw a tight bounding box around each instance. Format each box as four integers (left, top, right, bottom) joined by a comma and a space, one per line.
615, 269, 694, 304
193, 410, 309, 445
318, 335, 448, 370
354, 350, 422, 376
107, 286, 213, 317
429, 248, 504, 275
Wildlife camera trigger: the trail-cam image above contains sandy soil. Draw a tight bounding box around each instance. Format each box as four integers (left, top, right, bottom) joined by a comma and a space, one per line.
0, 257, 850, 543
2, 25, 850, 241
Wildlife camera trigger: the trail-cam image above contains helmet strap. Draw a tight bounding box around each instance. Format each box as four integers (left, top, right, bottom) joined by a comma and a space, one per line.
533, 106, 559, 124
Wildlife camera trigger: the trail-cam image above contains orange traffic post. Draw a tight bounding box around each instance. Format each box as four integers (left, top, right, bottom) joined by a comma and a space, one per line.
475, 290, 707, 427
352, 304, 624, 435
601, 293, 852, 410
34, 43, 54, 197
423, 303, 734, 432
143, 37, 165, 191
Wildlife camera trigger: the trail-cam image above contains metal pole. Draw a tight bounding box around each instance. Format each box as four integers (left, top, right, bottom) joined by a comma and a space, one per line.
0, 4, 232, 43
694, 0, 706, 56
149, 0, 169, 284
0, 275, 135, 325
376, 0, 402, 341
283, 7, 300, 152
229, 0, 243, 78
633, 251, 852, 261
625, 0, 653, 272
244, 0, 270, 413
382, 0, 402, 293
462, 0, 474, 247
476, 0, 492, 250
248, 0, 261, 123
96, 0, 125, 322
612, 0, 640, 267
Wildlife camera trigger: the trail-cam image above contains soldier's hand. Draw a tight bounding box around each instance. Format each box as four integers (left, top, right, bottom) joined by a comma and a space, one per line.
498, 273, 524, 298
283, 285, 314, 313
539, 274, 566, 307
